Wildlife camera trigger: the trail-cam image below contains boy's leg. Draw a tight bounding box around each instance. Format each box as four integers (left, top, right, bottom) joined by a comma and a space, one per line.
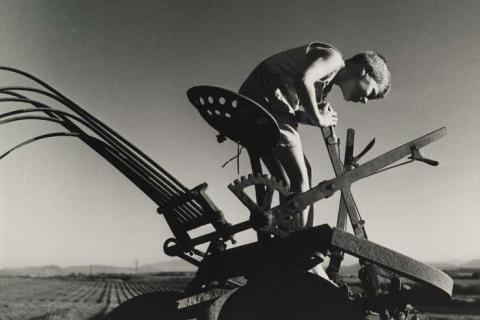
260, 151, 290, 188
262, 150, 314, 228
270, 143, 310, 229
270, 146, 335, 282
260, 152, 292, 207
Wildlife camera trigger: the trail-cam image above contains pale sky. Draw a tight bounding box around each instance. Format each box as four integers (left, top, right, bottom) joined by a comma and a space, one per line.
0, 0, 479, 268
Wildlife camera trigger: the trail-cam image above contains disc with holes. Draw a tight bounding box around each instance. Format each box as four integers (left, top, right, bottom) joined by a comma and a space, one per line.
187, 86, 281, 148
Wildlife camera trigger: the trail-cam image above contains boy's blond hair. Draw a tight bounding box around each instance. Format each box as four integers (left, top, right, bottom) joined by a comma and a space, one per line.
348, 51, 391, 98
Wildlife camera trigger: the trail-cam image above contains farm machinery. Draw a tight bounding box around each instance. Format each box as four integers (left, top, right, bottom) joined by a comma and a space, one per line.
0, 67, 453, 319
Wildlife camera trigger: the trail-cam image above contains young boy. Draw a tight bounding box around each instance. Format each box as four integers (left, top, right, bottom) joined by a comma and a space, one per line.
239, 42, 391, 229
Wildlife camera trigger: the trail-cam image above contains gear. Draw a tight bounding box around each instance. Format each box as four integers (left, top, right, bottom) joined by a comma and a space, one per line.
228, 173, 295, 237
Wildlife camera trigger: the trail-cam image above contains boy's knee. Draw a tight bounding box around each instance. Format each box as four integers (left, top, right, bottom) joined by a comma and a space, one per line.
299, 180, 310, 192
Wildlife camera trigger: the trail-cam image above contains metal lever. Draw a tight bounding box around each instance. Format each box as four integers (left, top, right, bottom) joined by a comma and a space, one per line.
409, 146, 439, 166
351, 138, 376, 167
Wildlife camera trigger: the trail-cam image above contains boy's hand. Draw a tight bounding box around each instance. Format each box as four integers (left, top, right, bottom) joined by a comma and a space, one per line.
314, 102, 338, 127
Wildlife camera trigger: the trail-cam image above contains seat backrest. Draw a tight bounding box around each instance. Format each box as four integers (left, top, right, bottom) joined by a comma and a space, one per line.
187, 86, 280, 148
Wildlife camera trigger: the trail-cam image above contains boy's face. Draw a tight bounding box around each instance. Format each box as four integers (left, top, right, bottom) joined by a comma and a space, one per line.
340, 70, 380, 104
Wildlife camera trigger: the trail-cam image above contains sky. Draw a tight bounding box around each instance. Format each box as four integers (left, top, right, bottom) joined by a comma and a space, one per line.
0, 0, 479, 269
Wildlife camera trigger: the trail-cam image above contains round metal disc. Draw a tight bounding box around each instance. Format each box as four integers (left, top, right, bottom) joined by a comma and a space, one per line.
187, 86, 281, 148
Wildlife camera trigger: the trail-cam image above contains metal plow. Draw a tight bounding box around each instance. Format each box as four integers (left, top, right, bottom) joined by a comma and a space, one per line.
0, 71, 453, 320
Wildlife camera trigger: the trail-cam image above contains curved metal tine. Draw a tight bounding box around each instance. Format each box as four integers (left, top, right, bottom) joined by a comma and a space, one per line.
0, 71, 204, 216
0, 107, 75, 121
72, 111, 204, 214
0, 98, 202, 218
0, 125, 186, 220
73, 133, 188, 211
0, 116, 64, 126
86, 136, 192, 212
0, 106, 115, 138
0, 130, 185, 218
0, 109, 183, 207
0, 97, 59, 111
0, 67, 190, 193
0, 84, 205, 220
0, 87, 71, 106
0, 97, 170, 191
0, 132, 80, 160
82, 135, 200, 220
0, 89, 81, 129
0, 98, 87, 136
0, 88, 81, 117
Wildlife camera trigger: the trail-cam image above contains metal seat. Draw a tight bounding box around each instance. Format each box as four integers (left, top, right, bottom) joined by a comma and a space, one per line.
187, 85, 280, 149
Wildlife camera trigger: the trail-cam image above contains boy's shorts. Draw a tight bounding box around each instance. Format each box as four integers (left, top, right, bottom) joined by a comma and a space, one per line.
271, 114, 302, 149
239, 65, 301, 148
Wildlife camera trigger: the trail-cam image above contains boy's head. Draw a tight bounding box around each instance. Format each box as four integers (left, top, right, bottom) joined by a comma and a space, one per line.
339, 51, 391, 103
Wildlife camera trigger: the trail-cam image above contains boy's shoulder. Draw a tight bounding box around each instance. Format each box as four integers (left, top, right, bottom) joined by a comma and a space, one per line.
258, 42, 343, 77
306, 42, 343, 60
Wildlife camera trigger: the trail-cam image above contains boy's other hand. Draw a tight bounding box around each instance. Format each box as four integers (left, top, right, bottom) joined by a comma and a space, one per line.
316, 101, 338, 127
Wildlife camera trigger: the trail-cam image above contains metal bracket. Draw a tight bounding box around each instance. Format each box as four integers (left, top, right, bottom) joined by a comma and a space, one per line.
409, 146, 439, 166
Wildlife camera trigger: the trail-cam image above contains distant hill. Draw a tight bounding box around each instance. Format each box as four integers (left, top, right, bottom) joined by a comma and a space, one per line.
462, 259, 480, 269
2, 258, 476, 277
426, 259, 480, 270
429, 262, 459, 270
0, 259, 196, 277
139, 259, 195, 273
332, 260, 475, 277
0, 265, 65, 277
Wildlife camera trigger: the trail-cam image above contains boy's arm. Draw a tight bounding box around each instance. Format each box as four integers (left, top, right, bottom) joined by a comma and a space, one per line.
296, 102, 335, 126
297, 49, 342, 127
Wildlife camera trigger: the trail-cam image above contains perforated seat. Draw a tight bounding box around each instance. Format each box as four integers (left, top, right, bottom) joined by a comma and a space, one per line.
187, 86, 280, 148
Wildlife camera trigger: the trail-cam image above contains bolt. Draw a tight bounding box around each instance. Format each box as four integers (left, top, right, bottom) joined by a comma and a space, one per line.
328, 183, 337, 190
290, 201, 300, 209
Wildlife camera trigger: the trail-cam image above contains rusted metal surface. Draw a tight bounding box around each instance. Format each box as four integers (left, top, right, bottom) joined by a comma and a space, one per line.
330, 227, 454, 297
328, 128, 356, 281
339, 128, 355, 228
322, 127, 367, 236
206, 270, 363, 320
337, 127, 447, 186
321, 127, 383, 295
271, 127, 448, 222
176, 224, 452, 298
176, 288, 233, 309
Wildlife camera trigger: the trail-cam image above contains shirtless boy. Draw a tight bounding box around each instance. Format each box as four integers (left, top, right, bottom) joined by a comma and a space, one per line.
239, 42, 391, 228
